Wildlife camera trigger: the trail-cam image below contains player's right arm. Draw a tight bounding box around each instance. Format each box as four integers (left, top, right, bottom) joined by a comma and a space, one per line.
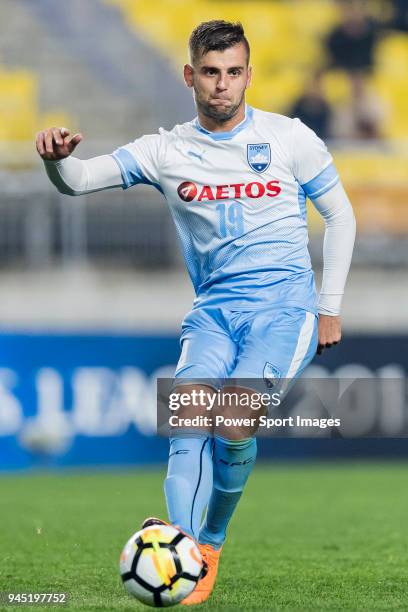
36, 127, 123, 195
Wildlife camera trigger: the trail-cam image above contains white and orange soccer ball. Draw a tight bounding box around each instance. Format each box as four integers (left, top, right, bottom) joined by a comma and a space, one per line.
119, 524, 203, 607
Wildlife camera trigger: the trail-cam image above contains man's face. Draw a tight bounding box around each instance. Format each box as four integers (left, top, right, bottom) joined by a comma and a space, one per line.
184, 42, 251, 123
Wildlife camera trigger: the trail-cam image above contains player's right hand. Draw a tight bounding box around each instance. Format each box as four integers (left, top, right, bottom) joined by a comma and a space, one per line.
35, 127, 83, 161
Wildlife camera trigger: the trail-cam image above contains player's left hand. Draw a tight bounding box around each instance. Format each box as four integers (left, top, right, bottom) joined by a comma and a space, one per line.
317, 314, 341, 355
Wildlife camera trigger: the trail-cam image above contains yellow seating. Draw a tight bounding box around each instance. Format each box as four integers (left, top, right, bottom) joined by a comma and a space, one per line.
0, 65, 71, 161
0, 69, 37, 141
106, 0, 408, 140
106, 0, 337, 111
104, 0, 408, 235
373, 34, 408, 138
307, 149, 408, 233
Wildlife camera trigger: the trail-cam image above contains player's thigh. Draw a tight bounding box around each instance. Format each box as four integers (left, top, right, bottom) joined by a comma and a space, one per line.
230, 307, 318, 384
175, 307, 237, 387
216, 308, 317, 439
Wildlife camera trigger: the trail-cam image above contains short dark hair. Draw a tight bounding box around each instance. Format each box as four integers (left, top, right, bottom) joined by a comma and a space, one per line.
189, 20, 250, 64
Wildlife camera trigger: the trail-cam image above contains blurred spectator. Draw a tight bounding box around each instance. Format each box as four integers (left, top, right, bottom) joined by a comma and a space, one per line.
330, 73, 385, 140
326, 1, 381, 74
289, 73, 332, 140
388, 0, 408, 31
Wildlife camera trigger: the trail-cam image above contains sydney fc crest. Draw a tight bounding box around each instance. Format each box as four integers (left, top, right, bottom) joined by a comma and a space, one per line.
247, 143, 271, 173
263, 362, 281, 389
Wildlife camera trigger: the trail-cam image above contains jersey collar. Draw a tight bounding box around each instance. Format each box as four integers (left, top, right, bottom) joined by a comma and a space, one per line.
193, 105, 253, 141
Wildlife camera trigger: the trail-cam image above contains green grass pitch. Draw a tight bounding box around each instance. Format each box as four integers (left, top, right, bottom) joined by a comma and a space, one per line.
0, 462, 407, 611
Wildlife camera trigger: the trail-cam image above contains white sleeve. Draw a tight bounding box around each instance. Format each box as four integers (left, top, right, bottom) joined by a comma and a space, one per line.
291, 118, 355, 315
292, 118, 338, 191
44, 155, 123, 195
311, 181, 356, 316
110, 133, 163, 191
44, 132, 164, 196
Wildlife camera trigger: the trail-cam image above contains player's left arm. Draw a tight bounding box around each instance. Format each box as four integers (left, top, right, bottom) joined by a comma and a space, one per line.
291, 118, 356, 354
310, 181, 356, 354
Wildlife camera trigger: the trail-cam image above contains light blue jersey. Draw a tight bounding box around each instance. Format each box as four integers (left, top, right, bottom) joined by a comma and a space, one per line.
112, 106, 339, 314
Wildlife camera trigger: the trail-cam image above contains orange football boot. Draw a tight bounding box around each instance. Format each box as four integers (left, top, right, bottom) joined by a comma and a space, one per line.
181, 543, 222, 605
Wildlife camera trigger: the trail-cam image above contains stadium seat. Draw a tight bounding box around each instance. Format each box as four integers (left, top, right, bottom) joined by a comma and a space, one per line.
106, 0, 408, 140
105, 0, 337, 115
373, 34, 408, 138
0, 69, 37, 142
0, 63, 71, 166
102, 0, 408, 238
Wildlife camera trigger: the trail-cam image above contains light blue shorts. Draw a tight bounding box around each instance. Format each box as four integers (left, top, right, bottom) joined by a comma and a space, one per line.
174, 306, 318, 392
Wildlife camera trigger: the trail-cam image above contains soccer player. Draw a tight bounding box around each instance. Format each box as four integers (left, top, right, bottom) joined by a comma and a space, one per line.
36, 20, 356, 605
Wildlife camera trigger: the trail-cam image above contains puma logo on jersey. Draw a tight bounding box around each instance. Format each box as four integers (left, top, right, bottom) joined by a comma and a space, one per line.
187, 149, 205, 162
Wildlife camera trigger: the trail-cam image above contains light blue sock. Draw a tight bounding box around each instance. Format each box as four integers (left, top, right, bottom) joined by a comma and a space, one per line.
164, 436, 213, 540
199, 436, 257, 549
